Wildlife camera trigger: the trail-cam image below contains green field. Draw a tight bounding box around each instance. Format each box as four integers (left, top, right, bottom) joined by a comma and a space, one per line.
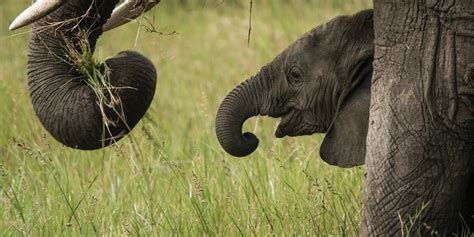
0, 0, 372, 235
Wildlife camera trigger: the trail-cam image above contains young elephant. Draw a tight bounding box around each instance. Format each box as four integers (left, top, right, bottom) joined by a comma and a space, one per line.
215, 10, 373, 167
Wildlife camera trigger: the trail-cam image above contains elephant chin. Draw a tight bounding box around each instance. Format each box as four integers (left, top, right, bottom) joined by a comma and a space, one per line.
275, 111, 298, 138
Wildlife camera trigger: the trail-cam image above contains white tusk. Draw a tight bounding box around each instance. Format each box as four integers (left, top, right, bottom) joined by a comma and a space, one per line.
103, 0, 159, 32
103, 0, 136, 32
9, 0, 65, 31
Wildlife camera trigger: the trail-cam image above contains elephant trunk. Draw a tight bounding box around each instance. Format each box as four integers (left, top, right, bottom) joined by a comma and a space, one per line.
216, 66, 272, 157
27, 0, 156, 149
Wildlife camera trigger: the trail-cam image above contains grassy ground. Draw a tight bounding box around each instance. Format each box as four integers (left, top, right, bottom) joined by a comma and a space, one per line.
0, 0, 371, 235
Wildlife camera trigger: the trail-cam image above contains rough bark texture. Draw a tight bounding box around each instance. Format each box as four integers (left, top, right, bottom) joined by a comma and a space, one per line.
28, 0, 157, 149
363, 0, 474, 235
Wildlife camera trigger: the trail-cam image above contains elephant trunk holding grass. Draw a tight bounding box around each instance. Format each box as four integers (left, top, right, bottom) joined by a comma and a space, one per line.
216, 10, 374, 167
10, 0, 159, 149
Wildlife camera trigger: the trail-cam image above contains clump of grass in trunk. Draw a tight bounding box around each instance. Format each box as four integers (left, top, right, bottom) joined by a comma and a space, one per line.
64, 29, 129, 146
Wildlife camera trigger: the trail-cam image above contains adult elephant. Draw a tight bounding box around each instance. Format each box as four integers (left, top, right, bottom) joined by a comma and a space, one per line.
363, 1, 474, 235
9, 0, 159, 149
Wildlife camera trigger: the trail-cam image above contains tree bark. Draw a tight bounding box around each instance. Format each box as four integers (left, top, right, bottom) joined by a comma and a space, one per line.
363, 0, 474, 235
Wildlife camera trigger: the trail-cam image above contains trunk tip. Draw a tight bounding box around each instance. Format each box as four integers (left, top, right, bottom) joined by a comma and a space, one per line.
219, 132, 259, 157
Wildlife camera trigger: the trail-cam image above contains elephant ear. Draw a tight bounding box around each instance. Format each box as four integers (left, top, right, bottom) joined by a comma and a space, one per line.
320, 59, 372, 168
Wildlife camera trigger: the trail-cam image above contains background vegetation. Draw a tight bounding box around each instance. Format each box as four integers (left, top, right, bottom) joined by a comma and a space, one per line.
0, 0, 371, 235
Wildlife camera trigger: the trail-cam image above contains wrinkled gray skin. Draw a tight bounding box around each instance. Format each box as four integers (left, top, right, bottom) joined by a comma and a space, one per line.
27, 0, 156, 149
362, 1, 474, 234
216, 10, 373, 167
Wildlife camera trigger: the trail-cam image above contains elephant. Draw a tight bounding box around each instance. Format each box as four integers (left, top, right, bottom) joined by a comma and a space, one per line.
215, 9, 374, 168
9, 0, 159, 149
216, 5, 474, 234
362, 1, 474, 235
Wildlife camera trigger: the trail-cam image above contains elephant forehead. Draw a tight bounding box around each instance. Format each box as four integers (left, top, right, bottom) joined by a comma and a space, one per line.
307, 16, 350, 38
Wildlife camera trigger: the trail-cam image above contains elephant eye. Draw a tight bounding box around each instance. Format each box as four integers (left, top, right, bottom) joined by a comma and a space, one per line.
288, 66, 303, 84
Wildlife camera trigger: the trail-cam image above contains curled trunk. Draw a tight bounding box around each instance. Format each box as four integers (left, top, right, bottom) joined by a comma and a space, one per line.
216, 71, 269, 157
27, 0, 156, 149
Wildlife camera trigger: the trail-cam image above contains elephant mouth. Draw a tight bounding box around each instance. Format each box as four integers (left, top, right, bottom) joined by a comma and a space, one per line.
275, 110, 304, 138
275, 110, 325, 138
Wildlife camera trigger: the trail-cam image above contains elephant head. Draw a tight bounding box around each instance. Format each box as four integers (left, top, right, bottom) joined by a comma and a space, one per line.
9, 0, 159, 149
216, 10, 374, 167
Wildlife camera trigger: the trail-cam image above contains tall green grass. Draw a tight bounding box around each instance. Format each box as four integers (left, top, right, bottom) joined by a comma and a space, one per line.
0, 0, 371, 235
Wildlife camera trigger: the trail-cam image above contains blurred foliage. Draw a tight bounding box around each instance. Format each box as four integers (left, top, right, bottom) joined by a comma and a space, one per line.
162, 0, 371, 11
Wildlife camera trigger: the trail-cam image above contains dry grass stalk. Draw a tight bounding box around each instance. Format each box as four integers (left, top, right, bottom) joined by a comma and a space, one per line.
63, 29, 131, 146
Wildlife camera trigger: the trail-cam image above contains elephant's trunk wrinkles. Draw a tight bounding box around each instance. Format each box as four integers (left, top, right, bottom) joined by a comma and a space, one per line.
27, 0, 156, 149
216, 67, 271, 157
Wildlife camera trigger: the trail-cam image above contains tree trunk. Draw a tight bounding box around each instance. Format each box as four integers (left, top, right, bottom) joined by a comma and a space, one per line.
363, 0, 474, 235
